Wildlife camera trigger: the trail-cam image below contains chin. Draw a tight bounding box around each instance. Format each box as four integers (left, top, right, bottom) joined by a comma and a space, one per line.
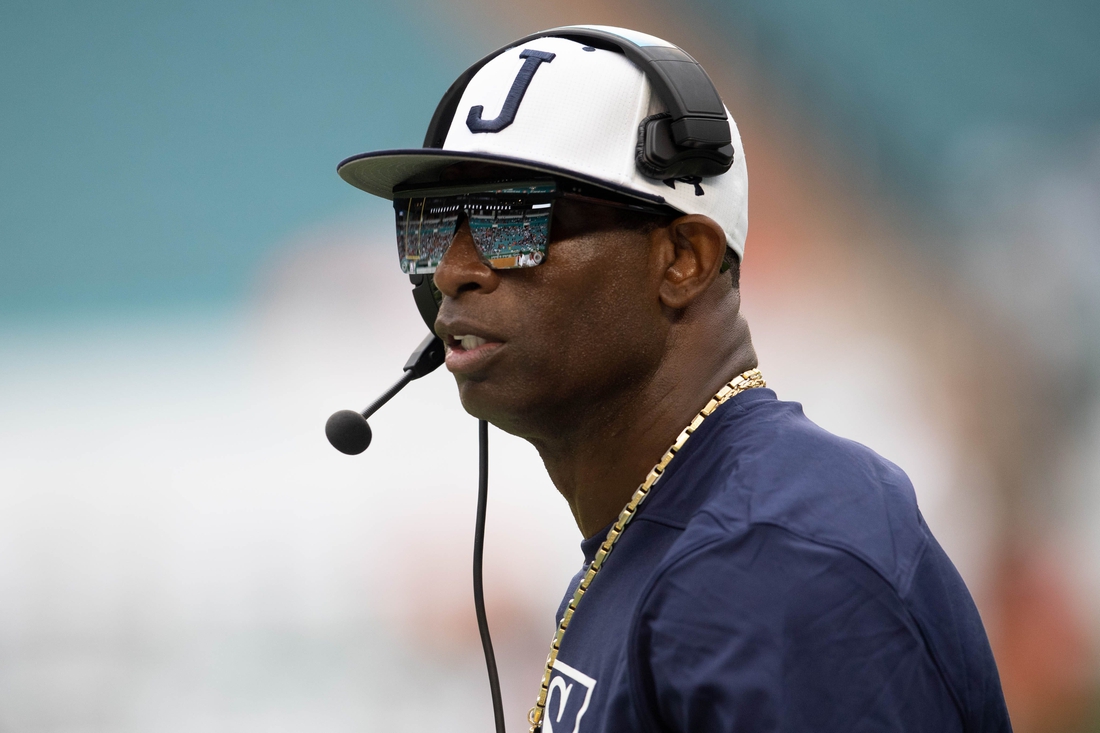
453, 374, 548, 439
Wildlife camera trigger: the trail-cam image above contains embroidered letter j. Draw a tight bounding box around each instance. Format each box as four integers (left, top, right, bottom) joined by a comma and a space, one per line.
466, 49, 555, 133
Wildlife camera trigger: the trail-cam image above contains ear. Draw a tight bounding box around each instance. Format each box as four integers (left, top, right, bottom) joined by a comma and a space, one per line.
654, 214, 727, 310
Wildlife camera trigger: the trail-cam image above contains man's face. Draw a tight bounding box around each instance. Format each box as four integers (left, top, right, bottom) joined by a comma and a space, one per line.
431, 184, 669, 439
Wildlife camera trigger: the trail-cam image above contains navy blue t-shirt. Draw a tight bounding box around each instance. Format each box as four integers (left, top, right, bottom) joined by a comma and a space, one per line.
544, 388, 1010, 733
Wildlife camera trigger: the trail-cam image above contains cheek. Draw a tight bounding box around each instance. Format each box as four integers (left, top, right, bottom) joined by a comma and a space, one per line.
508, 235, 664, 390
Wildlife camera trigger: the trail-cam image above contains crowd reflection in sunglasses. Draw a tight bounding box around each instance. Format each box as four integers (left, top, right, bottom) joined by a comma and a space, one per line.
399, 210, 550, 271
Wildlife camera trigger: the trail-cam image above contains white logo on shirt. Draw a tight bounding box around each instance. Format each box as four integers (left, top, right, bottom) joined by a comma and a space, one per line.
544, 659, 597, 733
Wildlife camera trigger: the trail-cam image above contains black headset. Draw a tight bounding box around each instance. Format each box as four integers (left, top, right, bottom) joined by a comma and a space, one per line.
409, 26, 734, 334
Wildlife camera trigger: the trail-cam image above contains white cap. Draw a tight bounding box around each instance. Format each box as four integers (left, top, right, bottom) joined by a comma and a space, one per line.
337, 27, 749, 259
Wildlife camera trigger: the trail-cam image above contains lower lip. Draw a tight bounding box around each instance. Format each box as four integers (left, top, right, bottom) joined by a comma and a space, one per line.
445, 341, 504, 373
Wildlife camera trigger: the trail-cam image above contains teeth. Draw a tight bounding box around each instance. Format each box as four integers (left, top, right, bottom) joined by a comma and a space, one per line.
457, 334, 487, 350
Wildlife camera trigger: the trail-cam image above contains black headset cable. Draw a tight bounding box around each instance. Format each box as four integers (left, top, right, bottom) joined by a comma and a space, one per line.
474, 418, 507, 733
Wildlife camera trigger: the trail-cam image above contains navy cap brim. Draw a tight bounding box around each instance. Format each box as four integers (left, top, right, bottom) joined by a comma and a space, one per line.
337, 149, 668, 204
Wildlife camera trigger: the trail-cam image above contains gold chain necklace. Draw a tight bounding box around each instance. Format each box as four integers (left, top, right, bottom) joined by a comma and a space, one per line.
527, 368, 766, 731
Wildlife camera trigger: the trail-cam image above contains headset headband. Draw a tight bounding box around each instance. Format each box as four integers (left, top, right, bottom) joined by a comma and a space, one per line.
422, 26, 735, 179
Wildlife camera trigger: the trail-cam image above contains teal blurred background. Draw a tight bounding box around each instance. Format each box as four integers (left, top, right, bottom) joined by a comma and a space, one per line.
2, 2, 1099, 731
1, 0, 464, 314
4, 1, 1097, 317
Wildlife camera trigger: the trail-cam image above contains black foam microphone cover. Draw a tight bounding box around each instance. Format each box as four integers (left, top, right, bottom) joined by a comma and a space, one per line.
326, 409, 373, 455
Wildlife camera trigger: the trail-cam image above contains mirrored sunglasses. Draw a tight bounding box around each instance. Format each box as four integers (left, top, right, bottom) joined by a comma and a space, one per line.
393, 181, 557, 274
392, 179, 679, 275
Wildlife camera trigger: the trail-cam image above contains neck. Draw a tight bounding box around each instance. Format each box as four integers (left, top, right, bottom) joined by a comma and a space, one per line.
529, 312, 757, 539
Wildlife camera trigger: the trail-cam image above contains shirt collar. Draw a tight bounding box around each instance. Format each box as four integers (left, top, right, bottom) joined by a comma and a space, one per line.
578, 387, 777, 563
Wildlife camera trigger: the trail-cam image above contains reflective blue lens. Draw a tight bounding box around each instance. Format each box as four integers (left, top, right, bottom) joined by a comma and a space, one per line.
393, 182, 557, 274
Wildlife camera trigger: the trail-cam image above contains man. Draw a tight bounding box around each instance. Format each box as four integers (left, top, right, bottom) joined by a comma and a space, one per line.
336, 26, 1011, 732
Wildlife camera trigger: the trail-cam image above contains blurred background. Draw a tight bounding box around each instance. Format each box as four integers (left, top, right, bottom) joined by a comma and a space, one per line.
2, 1, 1098, 730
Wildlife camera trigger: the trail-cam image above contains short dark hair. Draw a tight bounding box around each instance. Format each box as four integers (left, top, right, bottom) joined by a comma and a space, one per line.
722, 247, 741, 289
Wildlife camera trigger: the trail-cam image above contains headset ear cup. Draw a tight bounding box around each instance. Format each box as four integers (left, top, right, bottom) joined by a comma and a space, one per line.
636, 113, 676, 179
637, 112, 736, 181
409, 274, 442, 334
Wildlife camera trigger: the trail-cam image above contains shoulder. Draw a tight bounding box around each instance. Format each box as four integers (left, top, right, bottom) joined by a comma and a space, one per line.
625, 391, 1010, 731
686, 389, 931, 592
628, 523, 962, 732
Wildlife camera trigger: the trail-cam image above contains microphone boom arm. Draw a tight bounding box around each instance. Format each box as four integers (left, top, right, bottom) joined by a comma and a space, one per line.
325, 333, 445, 455
361, 370, 415, 421
323, 333, 507, 730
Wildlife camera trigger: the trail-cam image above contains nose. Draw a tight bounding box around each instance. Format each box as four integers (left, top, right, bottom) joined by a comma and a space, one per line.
432, 217, 500, 298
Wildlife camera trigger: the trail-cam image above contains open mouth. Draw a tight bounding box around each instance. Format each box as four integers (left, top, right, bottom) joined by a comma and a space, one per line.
443, 333, 504, 372
453, 334, 489, 351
